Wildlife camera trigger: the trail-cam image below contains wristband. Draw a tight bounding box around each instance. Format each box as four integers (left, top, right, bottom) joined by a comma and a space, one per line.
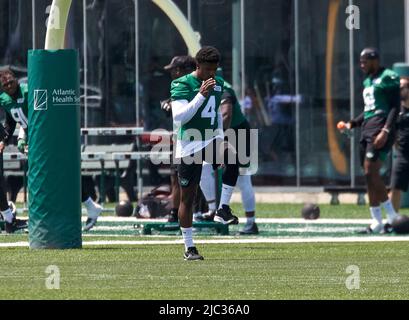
382, 128, 390, 134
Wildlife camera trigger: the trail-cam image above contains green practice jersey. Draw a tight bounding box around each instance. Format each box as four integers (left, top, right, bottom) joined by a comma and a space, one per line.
362, 68, 400, 120
0, 82, 29, 129
223, 81, 246, 128
171, 74, 224, 141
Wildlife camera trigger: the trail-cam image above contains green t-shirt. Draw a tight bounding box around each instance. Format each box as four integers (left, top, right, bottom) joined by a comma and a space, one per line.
0, 82, 29, 129
223, 81, 246, 128
362, 68, 400, 120
171, 74, 224, 141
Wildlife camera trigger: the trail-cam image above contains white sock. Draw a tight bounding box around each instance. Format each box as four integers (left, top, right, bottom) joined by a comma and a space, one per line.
381, 199, 399, 224
181, 227, 194, 250
237, 175, 256, 212
246, 216, 256, 225
219, 184, 235, 209
83, 197, 95, 208
1, 208, 13, 223
83, 197, 100, 219
200, 162, 216, 204
370, 207, 383, 229
208, 201, 217, 212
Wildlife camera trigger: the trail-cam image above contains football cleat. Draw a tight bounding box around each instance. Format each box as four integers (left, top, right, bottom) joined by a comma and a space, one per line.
198, 210, 216, 222
356, 224, 384, 234
183, 247, 204, 261
214, 205, 239, 225
83, 217, 98, 232
5, 218, 28, 234
239, 223, 259, 235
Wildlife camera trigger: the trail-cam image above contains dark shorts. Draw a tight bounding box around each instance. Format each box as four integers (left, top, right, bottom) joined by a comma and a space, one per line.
230, 120, 251, 168
359, 116, 394, 166
169, 144, 178, 175
177, 138, 230, 189
391, 149, 409, 191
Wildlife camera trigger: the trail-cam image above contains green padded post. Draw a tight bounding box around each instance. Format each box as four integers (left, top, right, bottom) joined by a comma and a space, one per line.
28, 50, 82, 249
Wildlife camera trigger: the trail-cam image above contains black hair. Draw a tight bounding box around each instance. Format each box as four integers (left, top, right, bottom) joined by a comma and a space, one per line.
195, 46, 221, 64
360, 48, 379, 60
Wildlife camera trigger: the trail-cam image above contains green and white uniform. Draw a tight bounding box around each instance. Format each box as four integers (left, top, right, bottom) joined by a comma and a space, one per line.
0, 83, 28, 143
363, 68, 400, 120
223, 82, 246, 128
171, 74, 224, 158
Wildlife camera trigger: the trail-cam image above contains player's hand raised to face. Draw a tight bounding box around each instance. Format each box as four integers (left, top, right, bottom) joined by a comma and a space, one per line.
200, 78, 216, 97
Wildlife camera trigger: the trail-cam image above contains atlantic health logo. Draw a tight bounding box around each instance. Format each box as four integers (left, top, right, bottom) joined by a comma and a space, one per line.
34, 89, 48, 111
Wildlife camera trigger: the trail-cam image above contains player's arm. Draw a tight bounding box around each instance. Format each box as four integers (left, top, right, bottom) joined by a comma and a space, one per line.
374, 87, 400, 148
2, 112, 17, 145
221, 94, 233, 130
348, 113, 364, 129
17, 126, 28, 154
172, 78, 216, 125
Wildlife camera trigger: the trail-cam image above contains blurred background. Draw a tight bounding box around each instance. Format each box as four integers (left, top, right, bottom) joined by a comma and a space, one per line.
0, 0, 406, 189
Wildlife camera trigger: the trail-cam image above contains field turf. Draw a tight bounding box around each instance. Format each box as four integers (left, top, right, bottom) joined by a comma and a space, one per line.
1, 203, 409, 300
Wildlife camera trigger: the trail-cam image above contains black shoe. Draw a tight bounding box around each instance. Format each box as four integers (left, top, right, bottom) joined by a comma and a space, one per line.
167, 209, 178, 223
239, 223, 259, 235
83, 217, 98, 232
183, 247, 204, 261
5, 218, 28, 234
214, 205, 239, 225
199, 210, 216, 222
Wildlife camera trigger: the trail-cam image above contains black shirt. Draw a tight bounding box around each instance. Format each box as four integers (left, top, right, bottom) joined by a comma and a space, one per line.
396, 106, 409, 154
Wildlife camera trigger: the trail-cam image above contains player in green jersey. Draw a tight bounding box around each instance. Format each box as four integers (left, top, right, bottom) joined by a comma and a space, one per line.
0, 68, 102, 232
162, 55, 197, 224
171, 46, 239, 260
0, 68, 29, 233
338, 48, 400, 234
198, 70, 258, 235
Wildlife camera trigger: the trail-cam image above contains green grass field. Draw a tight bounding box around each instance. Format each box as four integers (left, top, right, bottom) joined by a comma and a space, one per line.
1, 202, 409, 300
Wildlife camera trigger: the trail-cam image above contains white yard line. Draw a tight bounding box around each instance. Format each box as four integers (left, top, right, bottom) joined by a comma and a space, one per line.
87, 217, 373, 224
2, 236, 409, 248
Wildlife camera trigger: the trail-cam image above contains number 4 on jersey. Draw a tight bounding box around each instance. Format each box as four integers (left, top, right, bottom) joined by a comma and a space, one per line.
201, 96, 216, 125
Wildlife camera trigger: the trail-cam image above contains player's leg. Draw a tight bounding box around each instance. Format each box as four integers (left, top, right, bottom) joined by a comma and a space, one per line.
211, 139, 239, 225
192, 187, 207, 221
168, 166, 180, 223
359, 158, 384, 234
82, 175, 102, 232
178, 156, 204, 261
237, 175, 258, 235
198, 161, 217, 221
389, 150, 409, 212
0, 155, 27, 233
